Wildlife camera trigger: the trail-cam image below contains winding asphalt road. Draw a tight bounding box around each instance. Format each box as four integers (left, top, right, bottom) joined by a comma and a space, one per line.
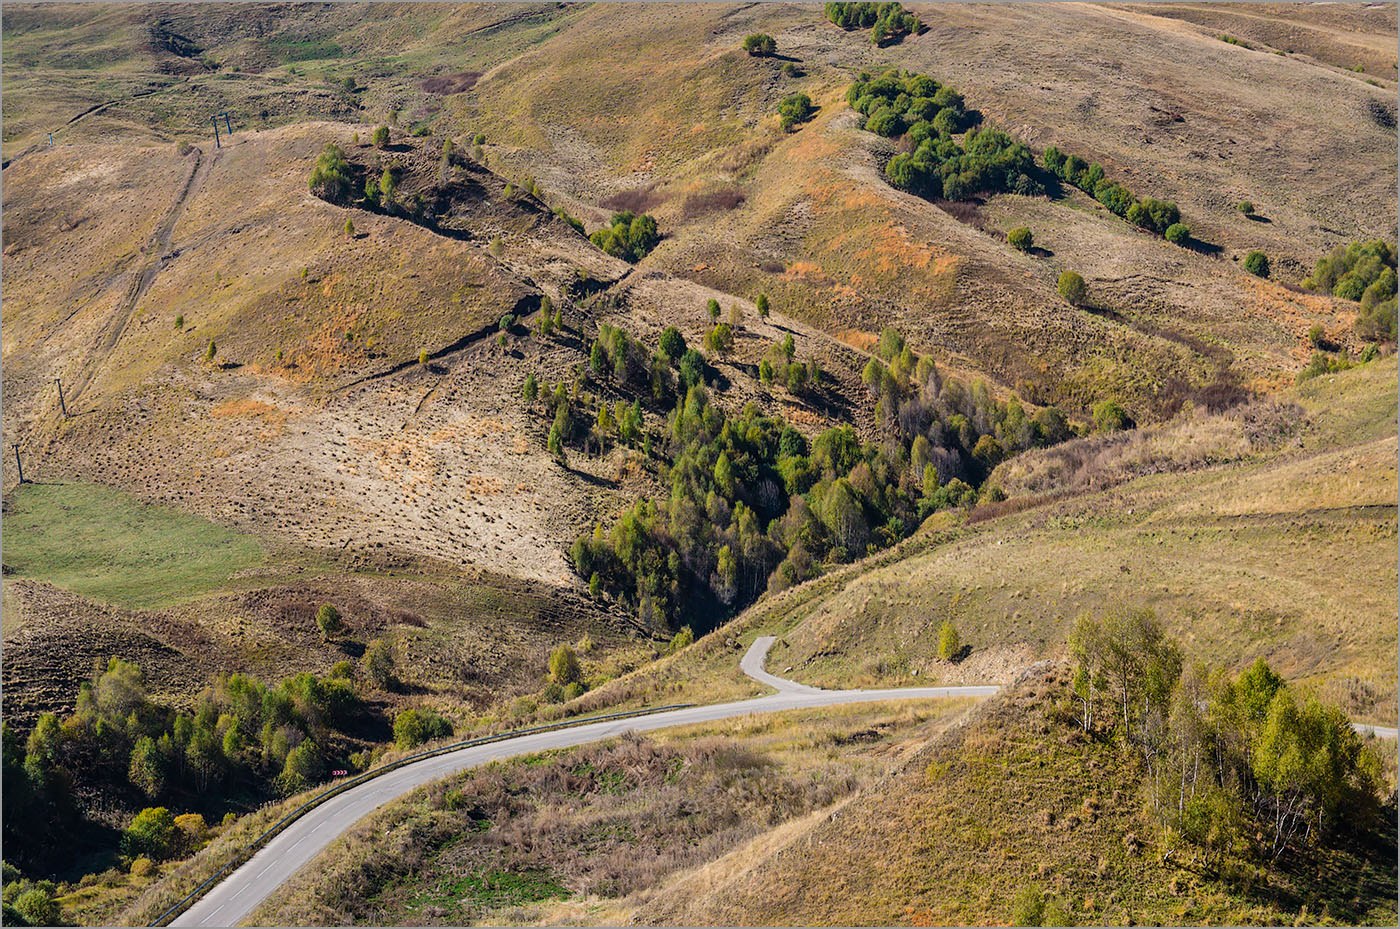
172, 637, 997, 927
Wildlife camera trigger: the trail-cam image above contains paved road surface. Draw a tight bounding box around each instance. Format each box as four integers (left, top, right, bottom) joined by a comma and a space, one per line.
172, 637, 997, 927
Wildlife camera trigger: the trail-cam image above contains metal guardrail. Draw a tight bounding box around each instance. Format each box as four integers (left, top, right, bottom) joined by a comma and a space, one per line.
148, 703, 694, 926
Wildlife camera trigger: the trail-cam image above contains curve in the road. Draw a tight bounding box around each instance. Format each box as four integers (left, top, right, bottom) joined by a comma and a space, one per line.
172, 638, 996, 927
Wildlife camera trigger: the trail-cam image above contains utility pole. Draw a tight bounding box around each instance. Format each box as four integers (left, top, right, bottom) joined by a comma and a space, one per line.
12, 444, 25, 485
212, 115, 221, 149
55, 378, 68, 417
48, 132, 54, 147
221, 111, 233, 136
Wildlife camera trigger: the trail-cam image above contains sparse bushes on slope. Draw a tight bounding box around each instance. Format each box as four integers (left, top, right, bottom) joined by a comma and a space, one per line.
589, 211, 660, 262
1043, 145, 1182, 237
371, 125, 389, 148
1243, 250, 1269, 278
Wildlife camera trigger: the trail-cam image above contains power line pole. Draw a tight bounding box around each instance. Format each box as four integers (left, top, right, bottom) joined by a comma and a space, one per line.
55, 378, 68, 417
212, 115, 221, 149
222, 111, 233, 136
12, 444, 25, 485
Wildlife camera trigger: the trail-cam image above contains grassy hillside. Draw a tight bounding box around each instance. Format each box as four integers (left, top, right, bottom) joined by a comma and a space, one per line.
638, 666, 1397, 927
239, 700, 973, 927
2, 481, 266, 609
1, 4, 1395, 923
764, 356, 1397, 724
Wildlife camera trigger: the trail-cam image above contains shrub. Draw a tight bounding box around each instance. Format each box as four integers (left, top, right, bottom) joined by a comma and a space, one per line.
778, 92, 815, 130
1007, 226, 1033, 251
473, 132, 486, 145
742, 33, 776, 56
204, 339, 217, 362
361, 638, 397, 689
1164, 222, 1190, 245
123, 806, 176, 859
1092, 398, 1131, 433
1243, 250, 1270, 277
658, 326, 687, 362
393, 708, 453, 749
371, 125, 389, 148
706, 298, 721, 321
1057, 270, 1087, 305
12, 888, 60, 927
418, 349, 429, 366
668, 626, 695, 653
1307, 323, 1325, 348
129, 857, 156, 878
1236, 200, 1255, 215
173, 812, 207, 854
589, 211, 660, 262
937, 620, 960, 661
174, 314, 183, 329
522, 373, 539, 402
1011, 885, 1045, 927
1297, 351, 1354, 381
549, 644, 582, 685
756, 292, 770, 317
308, 143, 353, 203
704, 322, 735, 356
315, 603, 343, 640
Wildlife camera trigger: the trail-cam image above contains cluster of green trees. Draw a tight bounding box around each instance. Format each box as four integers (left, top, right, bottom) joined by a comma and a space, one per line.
1042, 146, 1183, 238
1067, 610, 1385, 864
851, 70, 1041, 201
758, 332, 822, 395
3, 646, 398, 874
531, 320, 695, 461
1303, 239, 1397, 342
824, 2, 921, 45
589, 211, 661, 263
778, 92, 815, 131
2, 864, 63, 927
308, 143, 354, 204
566, 324, 1073, 629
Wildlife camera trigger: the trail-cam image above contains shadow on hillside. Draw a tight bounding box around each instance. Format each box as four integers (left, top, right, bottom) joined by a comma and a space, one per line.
1185, 237, 1225, 257
1245, 213, 1272, 224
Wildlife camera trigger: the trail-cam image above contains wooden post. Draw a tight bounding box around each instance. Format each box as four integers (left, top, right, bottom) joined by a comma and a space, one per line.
12, 444, 24, 485
55, 378, 68, 417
